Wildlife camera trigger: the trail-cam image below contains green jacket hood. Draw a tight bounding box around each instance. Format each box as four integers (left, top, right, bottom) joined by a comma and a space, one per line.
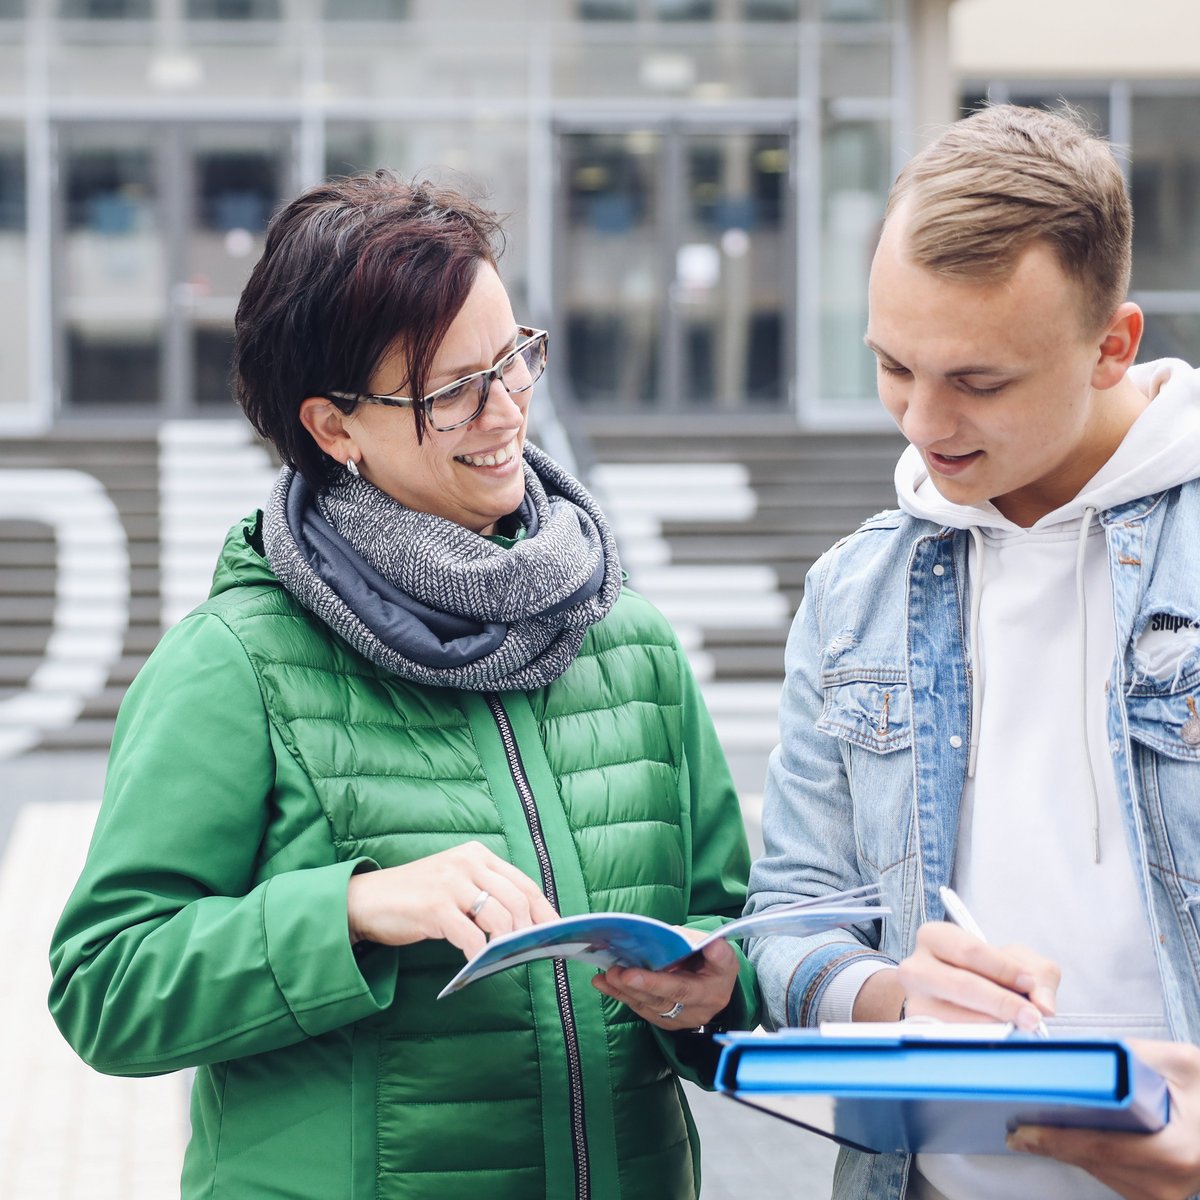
209, 512, 279, 598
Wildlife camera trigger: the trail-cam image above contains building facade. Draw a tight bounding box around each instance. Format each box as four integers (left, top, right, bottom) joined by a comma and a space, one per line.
952, 0, 1200, 369
0, 0, 943, 433
4, 1, 1198, 762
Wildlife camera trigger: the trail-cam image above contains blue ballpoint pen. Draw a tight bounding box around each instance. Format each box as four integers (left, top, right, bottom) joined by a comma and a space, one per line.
938, 885, 1051, 1039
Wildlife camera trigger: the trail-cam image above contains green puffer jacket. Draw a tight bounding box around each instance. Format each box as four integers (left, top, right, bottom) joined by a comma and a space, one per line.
49, 514, 758, 1200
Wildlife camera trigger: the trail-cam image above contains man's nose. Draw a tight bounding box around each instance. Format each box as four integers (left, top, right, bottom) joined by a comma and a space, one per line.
900, 382, 959, 448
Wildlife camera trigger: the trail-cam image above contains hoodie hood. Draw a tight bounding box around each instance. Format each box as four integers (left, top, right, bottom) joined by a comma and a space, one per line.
895, 358, 1200, 531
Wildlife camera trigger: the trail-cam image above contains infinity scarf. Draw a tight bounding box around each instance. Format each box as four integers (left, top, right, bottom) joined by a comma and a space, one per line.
262, 443, 622, 691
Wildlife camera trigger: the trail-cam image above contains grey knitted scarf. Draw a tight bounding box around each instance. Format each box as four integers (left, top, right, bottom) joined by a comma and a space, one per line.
262, 443, 622, 691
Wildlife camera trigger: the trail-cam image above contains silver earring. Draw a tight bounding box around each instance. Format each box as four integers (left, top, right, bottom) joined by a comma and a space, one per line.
346, 458, 360, 477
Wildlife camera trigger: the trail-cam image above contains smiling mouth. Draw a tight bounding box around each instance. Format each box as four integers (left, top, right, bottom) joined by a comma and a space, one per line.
455, 437, 521, 469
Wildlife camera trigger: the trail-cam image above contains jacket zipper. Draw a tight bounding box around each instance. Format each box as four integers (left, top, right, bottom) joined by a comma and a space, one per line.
484, 692, 590, 1200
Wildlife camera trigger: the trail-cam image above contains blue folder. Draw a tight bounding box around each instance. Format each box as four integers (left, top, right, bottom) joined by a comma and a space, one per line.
715, 1028, 1169, 1155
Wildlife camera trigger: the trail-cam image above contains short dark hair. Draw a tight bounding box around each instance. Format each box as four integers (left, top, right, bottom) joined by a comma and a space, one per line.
886, 104, 1131, 334
233, 171, 505, 489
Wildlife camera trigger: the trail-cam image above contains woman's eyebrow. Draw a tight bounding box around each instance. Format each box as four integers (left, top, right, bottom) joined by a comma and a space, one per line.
438, 329, 521, 380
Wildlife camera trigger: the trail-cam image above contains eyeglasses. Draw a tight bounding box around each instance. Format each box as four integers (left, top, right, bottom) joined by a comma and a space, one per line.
329, 326, 549, 433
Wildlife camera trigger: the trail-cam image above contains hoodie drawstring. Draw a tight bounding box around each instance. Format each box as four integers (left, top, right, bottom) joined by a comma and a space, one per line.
967, 526, 984, 778
1076, 506, 1102, 864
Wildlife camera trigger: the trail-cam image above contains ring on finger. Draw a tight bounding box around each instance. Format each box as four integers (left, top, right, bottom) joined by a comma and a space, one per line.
467, 889, 491, 919
657, 1000, 685, 1021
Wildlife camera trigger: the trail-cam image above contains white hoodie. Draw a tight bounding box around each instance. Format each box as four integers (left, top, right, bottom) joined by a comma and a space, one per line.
894, 359, 1200, 1200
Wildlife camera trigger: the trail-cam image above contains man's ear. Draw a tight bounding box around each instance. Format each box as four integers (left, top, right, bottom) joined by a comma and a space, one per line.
299, 397, 358, 467
1093, 301, 1143, 390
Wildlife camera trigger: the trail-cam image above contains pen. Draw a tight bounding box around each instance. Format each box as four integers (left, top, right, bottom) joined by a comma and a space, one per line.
938, 885, 1050, 1039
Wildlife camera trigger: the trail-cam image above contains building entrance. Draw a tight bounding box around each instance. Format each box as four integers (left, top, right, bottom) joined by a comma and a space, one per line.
556, 121, 795, 414
53, 121, 296, 415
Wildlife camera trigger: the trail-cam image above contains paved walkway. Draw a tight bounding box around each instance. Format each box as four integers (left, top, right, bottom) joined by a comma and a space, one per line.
0, 752, 836, 1198
0, 795, 188, 1199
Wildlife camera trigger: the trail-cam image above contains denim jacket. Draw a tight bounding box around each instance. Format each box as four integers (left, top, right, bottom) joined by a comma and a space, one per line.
746, 479, 1200, 1200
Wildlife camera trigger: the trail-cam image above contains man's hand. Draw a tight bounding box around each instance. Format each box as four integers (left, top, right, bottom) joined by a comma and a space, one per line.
896, 920, 1059, 1032
1008, 1039, 1200, 1200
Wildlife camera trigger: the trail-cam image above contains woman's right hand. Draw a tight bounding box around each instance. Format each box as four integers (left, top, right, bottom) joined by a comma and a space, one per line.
347, 840, 559, 957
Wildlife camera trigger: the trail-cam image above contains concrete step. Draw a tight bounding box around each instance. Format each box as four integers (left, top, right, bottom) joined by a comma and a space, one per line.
1, 423, 898, 756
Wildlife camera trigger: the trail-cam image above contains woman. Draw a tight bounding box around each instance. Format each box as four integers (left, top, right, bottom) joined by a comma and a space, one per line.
48, 172, 757, 1199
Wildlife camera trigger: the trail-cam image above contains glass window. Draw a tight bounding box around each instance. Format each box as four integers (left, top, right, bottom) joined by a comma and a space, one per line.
60, 126, 164, 408
1138, 312, 1200, 365
821, 0, 891, 19
323, 0, 409, 17
745, 0, 799, 18
324, 22, 529, 103
567, 133, 655, 232
0, 142, 25, 230
578, 0, 796, 20
0, 126, 26, 409
324, 118, 530, 315
197, 149, 278, 234
578, 0, 635, 16
552, 32, 797, 100
821, 37, 892, 99
189, 126, 291, 408
187, 0, 279, 16
68, 329, 160, 405
65, 145, 155, 232
1130, 95, 1200, 293
819, 117, 888, 404
561, 131, 661, 406
680, 131, 791, 407
59, 0, 150, 16
1009, 91, 1110, 137
655, 0, 714, 18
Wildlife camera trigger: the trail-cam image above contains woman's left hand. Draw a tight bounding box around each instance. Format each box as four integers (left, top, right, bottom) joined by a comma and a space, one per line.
590, 932, 739, 1030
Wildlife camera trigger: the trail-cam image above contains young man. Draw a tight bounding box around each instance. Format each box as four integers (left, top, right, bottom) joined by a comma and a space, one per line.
746, 104, 1200, 1200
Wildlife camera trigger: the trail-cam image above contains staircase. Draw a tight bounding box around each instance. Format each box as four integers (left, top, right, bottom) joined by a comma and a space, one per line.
0, 420, 904, 764
584, 421, 905, 774
0, 423, 277, 757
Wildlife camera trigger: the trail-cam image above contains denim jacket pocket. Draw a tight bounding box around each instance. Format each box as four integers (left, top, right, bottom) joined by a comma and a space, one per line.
816, 673, 912, 754
1125, 674, 1200, 763
817, 673, 913, 875
1125, 676, 1200, 896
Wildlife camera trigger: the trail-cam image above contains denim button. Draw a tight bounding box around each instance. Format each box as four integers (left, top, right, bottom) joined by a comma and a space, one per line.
1182, 717, 1200, 747
949, 735, 963, 748
932, 564, 946, 576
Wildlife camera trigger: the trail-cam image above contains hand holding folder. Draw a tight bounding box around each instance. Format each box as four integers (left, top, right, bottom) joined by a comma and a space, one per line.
715, 1024, 1170, 1157
1006, 1037, 1200, 1200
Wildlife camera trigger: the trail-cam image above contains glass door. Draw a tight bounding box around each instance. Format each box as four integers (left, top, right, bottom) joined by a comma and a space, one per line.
54, 120, 296, 414
183, 124, 294, 409
56, 124, 165, 409
556, 120, 794, 413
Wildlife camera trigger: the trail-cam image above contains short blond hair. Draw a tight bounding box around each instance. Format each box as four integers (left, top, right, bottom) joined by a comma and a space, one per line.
886, 104, 1131, 334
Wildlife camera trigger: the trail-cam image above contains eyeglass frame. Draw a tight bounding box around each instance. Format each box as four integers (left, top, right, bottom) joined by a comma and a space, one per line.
327, 326, 549, 433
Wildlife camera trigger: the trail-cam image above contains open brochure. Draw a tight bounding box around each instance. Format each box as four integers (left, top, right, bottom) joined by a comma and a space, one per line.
437, 884, 887, 998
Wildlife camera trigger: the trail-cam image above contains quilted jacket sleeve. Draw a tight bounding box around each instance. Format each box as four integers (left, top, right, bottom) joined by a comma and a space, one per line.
47, 612, 398, 1078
